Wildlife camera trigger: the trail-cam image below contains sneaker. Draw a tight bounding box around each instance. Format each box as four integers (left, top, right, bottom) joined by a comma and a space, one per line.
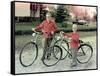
47, 53, 51, 60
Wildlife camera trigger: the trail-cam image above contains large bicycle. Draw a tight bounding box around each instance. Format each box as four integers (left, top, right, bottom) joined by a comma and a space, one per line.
19, 31, 62, 67
54, 31, 93, 64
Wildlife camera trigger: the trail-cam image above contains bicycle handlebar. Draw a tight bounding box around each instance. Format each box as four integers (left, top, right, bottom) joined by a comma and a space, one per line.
60, 31, 64, 35
33, 30, 43, 35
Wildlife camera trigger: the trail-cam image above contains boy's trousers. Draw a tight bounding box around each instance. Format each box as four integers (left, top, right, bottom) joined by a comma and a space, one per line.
70, 48, 78, 64
42, 37, 53, 58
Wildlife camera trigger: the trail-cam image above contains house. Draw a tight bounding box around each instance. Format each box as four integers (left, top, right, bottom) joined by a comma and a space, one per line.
15, 2, 47, 22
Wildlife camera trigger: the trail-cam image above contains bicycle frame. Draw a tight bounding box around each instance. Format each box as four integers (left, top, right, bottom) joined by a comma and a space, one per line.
32, 31, 56, 46
31, 31, 58, 55
56, 31, 70, 47
49, 35, 58, 47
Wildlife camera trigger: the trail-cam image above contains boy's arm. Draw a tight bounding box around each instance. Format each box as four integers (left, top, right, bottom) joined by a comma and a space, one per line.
51, 21, 57, 34
53, 21, 57, 31
63, 33, 72, 37
35, 21, 44, 31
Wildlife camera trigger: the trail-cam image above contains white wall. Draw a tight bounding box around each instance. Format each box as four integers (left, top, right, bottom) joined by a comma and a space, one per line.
15, 2, 30, 17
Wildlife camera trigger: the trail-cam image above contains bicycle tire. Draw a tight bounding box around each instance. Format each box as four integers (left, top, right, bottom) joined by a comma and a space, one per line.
19, 42, 38, 67
77, 44, 93, 64
42, 45, 62, 67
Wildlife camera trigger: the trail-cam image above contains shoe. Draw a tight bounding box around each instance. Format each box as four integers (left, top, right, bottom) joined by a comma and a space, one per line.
47, 53, 51, 60
70, 62, 77, 67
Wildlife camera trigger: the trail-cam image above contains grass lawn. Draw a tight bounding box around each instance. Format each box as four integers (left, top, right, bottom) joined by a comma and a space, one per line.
15, 31, 96, 52
15, 22, 97, 31
15, 21, 40, 31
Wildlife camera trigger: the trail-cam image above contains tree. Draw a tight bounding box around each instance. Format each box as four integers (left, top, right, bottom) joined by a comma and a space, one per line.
40, 9, 48, 21
55, 5, 70, 23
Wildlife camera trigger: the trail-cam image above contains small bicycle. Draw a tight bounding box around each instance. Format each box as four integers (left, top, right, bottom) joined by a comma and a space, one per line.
19, 31, 62, 67
54, 31, 93, 64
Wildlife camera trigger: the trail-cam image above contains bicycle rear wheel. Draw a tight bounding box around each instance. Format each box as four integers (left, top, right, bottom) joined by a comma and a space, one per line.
54, 39, 69, 60
77, 44, 93, 64
19, 42, 38, 67
42, 45, 62, 67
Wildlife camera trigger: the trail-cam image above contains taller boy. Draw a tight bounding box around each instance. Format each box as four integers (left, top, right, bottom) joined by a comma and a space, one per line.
32, 13, 57, 59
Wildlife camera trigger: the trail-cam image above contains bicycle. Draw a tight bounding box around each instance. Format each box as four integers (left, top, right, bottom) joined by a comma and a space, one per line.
19, 31, 62, 67
54, 31, 93, 64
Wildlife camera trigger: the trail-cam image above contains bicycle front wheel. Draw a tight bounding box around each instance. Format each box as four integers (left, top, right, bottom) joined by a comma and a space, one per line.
54, 39, 69, 60
42, 45, 62, 67
77, 44, 93, 64
19, 42, 38, 67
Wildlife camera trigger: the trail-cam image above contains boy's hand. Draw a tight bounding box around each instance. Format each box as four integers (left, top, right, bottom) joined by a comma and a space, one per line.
32, 28, 35, 31
41, 29, 45, 33
69, 38, 72, 40
64, 35, 67, 38
51, 31, 54, 35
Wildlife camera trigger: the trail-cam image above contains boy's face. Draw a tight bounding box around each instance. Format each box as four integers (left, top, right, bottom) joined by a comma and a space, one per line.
46, 16, 51, 21
72, 25, 77, 32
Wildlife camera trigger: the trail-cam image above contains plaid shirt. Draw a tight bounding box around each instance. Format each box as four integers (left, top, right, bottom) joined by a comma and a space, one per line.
35, 20, 57, 38
64, 32, 79, 48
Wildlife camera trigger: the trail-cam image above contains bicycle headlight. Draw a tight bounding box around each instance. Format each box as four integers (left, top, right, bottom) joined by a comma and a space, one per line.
32, 33, 36, 37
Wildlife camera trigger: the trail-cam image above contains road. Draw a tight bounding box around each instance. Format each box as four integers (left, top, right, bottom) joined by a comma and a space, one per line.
15, 35, 97, 74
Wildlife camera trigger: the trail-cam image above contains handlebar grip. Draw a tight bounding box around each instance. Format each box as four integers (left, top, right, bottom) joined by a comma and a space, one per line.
33, 31, 43, 35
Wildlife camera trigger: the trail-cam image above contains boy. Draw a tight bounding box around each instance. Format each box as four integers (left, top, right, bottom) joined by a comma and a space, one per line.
64, 24, 79, 67
32, 13, 57, 59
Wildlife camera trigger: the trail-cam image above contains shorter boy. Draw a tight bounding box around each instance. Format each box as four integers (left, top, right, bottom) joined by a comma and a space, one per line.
64, 24, 79, 67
